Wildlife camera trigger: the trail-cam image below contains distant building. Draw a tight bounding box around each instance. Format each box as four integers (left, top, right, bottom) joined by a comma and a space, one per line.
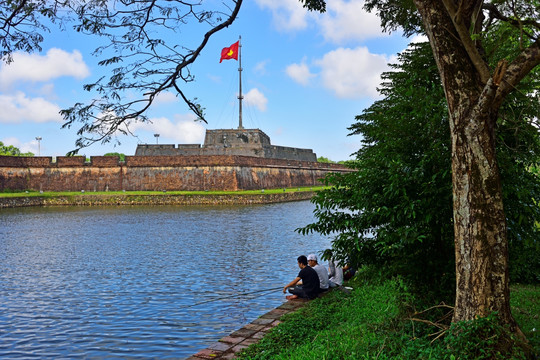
136, 41, 319, 163
135, 128, 317, 162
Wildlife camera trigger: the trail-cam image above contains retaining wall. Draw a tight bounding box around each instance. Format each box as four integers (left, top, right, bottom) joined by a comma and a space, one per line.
0, 155, 351, 192
0, 191, 316, 208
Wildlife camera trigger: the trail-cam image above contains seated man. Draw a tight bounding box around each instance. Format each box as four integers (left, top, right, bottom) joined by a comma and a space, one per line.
307, 254, 329, 291
283, 255, 321, 300
343, 264, 356, 280
328, 259, 344, 287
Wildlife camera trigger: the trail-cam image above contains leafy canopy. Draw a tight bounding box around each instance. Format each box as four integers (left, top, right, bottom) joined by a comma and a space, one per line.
0, 142, 34, 157
299, 42, 454, 287
299, 40, 540, 287
104, 152, 126, 161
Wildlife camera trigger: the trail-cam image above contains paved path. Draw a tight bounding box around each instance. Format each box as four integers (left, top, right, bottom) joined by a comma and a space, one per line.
186, 298, 308, 360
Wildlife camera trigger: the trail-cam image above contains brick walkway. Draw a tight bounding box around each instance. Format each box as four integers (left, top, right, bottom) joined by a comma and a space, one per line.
186, 298, 308, 360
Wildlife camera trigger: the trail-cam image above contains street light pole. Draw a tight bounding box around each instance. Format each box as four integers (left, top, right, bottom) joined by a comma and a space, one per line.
154, 134, 160, 144
35, 137, 42, 156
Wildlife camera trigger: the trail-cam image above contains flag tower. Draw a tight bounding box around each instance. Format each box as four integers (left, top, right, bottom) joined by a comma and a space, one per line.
220, 37, 243, 130
238, 36, 243, 129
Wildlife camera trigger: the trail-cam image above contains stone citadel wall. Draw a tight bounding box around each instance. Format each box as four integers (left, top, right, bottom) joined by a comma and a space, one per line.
135, 129, 318, 162
0, 155, 351, 192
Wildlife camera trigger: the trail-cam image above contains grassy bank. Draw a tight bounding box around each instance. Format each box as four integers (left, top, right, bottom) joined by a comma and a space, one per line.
0, 187, 325, 208
237, 269, 539, 359
0, 186, 324, 198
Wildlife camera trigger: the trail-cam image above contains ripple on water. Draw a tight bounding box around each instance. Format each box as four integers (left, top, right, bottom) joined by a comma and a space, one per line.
0, 202, 331, 359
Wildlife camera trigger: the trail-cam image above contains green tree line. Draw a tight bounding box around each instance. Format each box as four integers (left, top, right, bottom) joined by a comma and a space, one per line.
300, 0, 539, 350
301, 41, 540, 287
0, 142, 34, 157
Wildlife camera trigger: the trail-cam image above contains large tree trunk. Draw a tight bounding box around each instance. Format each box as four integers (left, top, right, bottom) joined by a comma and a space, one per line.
413, 0, 517, 329
450, 106, 513, 325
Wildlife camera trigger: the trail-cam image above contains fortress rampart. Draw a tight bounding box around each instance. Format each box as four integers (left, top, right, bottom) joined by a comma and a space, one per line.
135, 129, 318, 162
0, 155, 351, 192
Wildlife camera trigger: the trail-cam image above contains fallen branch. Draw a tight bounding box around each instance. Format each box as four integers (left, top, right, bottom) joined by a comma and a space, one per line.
407, 317, 449, 330
411, 303, 454, 317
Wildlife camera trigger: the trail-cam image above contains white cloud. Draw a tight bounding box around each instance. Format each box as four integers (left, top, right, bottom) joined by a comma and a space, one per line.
319, 0, 386, 43
1, 137, 21, 148
153, 91, 178, 105
407, 34, 430, 50
35, 83, 57, 98
409, 34, 429, 44
254, 60, 269, 75
1, 137, 39, 154
244, 88, 268, 111
0, 92, 63, 123
255, 0, 311, 30
207, 74, 222, 83
130, 114, 206, 144
0, 48, 90, 89
315, 47, 392, 98
286, 61, 316, 85
255, 0, 387, 44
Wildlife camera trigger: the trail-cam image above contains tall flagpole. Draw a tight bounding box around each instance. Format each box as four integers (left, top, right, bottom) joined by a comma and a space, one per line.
238, 36, 244, 129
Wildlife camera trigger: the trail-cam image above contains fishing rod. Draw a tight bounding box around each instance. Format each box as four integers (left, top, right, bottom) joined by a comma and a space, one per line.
185, 286, 283, 308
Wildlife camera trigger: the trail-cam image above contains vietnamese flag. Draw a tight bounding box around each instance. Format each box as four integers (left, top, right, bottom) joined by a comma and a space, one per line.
220, 41, 239, 63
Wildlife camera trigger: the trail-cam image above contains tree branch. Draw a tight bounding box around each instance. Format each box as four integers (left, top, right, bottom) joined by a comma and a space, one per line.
441, 0, 490, 84
494, 39, 540, 109
407, 317, 449, 330
160, 0, 243, 104
62, 0, 244, 153
0, 0, 30, 31
173, 80, 206, 122
482, 3, 540, 35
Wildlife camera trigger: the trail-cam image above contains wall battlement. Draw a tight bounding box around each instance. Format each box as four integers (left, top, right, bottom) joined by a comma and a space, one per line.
0, 155, 351, 192
135, 129, 318, 162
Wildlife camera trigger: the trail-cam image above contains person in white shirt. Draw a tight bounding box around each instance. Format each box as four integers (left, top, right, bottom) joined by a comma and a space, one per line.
328, 259, 344, 287
307, 254, 329, 291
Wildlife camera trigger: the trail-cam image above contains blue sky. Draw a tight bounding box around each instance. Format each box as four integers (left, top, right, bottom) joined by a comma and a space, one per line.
0, 0, 421, 161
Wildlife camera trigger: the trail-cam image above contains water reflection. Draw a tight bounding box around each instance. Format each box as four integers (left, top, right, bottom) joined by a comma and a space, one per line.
0, 201, 331, 359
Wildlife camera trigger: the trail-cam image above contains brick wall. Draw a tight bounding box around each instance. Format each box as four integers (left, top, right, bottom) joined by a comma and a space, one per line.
0, 156, 53, 167
56, 156, 87, 166
135, 129, 318, 162
90, 156, 123, 167
0, 155, 352, 192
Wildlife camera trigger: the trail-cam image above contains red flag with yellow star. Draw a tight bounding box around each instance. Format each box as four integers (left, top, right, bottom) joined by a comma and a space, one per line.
220, 41, 239, 63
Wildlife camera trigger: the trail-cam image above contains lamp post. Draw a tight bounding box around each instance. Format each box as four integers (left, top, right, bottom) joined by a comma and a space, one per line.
35, 136, 42, 156
154, 134, 160, 144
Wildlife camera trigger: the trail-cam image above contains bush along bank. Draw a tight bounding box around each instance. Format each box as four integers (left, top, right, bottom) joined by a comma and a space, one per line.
236, 268, 539, 360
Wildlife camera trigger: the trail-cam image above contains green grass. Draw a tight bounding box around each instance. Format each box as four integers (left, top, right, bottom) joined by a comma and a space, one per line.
511, 284, 540, 351
237, 271, 539, 360
0, 186, 325, 198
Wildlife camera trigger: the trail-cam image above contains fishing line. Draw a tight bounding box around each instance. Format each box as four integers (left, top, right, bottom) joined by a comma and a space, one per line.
184, 286, 283, 309
158, 287, 285, 328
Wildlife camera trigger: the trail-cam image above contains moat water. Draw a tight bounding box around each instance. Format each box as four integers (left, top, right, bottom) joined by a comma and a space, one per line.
0, 201, 331, 359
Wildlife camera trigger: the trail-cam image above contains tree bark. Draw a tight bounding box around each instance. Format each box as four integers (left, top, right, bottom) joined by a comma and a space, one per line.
413, 0, 517, 329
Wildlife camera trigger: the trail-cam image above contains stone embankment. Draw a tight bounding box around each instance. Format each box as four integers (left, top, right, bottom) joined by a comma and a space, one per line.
0, 191, 314, 208
187, 299, 308, 360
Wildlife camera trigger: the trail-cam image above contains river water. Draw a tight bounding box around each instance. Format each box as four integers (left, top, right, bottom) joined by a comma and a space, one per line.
0, 201, 331, 359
